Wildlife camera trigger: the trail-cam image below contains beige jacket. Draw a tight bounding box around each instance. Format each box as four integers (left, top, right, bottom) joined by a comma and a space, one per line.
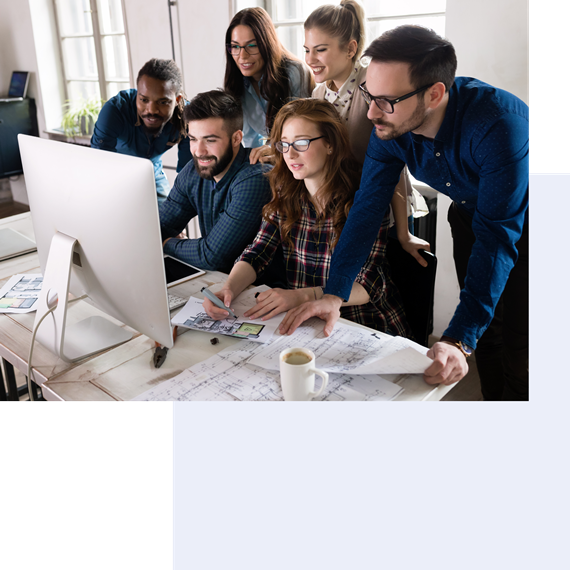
312, 63, 371, 164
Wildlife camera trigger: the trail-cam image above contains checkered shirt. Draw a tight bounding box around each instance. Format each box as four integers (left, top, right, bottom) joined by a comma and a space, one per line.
238, 197, 411, 337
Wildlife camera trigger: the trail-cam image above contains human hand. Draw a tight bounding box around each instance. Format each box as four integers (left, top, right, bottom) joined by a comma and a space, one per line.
249, 144, 274, 165
423, 341, 469, 386
278, 295, 343, 336
163, 229, 186, 246
202, 288, 234, 320
243, 288, 310, 321
399, 232, 431, 267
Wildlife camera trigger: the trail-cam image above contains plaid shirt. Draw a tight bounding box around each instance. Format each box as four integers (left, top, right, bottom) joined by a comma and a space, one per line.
160, 146, 272, 273
238, 197, 411, 337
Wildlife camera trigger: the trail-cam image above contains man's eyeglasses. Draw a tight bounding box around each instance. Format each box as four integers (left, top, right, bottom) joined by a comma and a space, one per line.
274, 136, 325, 153
227, 43, 260, 56
358, 82, 434, 114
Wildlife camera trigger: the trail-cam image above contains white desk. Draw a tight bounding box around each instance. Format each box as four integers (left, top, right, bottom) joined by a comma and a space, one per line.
0, 212, 454, 401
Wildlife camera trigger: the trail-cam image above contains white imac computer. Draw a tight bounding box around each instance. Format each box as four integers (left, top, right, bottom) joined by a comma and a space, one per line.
18, 134, 174, 362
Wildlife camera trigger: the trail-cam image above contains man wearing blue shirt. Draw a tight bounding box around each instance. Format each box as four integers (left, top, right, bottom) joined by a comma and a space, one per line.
91, 58, 190, 204
280, 25, 529, 400
160, 90, 274, 275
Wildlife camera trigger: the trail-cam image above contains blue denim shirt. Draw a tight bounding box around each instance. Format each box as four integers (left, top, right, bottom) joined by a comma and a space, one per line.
91, 89, 190, 203
324, 77, 529, 349
241, 61, 310, 148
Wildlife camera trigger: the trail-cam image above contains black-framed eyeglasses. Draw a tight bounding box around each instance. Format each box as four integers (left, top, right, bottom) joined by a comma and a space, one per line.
359, 81, 434, 114
226, 42, 260, 56
274, 136, 325, 153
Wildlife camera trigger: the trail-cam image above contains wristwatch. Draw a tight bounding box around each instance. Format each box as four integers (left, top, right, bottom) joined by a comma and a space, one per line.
440, 336, 473, 358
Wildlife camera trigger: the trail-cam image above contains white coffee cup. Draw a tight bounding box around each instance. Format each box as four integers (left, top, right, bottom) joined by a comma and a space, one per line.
279, 347, 329, 401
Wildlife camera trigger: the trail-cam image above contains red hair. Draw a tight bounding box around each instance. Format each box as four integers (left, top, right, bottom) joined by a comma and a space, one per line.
264, 98, 361, 247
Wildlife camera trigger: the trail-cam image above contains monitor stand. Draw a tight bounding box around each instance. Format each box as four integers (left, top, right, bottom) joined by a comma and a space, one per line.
34, 232, 133, 362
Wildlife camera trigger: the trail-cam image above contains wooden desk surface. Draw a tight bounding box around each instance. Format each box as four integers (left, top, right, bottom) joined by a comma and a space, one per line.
1, 212, 453, 402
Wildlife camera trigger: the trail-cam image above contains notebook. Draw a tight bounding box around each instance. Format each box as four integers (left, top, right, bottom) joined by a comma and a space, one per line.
0, 228, 37, 261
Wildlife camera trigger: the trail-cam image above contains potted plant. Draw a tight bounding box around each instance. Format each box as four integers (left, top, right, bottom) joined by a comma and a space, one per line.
61, 96, 105, 137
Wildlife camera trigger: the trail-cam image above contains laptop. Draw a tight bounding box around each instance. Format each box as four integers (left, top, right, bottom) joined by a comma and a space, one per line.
0, 71, 30, 103
0, 228, 37, 261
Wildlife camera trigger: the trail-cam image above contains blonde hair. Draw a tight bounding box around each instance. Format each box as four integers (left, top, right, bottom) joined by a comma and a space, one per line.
304, 0, 367, 61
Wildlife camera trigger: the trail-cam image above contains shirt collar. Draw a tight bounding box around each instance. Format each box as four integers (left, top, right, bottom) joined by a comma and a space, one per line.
409, 79, 458, 145
323, 61, 361, 103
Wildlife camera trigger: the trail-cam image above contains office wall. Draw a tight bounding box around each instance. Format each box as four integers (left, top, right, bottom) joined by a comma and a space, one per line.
446, 0, 528, 103
122, 0, 232, 169
0, 0, 46, 204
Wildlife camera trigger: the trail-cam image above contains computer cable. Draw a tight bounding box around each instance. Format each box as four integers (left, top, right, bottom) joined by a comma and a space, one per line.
26, 294, 88, 401
27, 304, 56, 401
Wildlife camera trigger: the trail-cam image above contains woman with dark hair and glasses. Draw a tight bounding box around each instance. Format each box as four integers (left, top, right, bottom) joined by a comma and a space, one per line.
203, 98, 411, 337
224, 7, 313, 160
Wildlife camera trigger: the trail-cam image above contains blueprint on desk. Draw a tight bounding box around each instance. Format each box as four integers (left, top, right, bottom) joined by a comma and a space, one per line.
132, 339, 404, 401
132, 315, 436, 401
248, 318, 432, 375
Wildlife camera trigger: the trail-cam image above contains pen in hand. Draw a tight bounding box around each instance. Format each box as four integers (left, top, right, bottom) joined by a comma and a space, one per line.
201, 287, 238, 319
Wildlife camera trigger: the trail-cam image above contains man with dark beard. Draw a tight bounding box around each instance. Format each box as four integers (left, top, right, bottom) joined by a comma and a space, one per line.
91, 58, 190, 204
159, 90, 273, 274
279, 25, 529, 401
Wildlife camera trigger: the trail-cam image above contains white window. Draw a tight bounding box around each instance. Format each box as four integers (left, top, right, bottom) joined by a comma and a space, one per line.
53, 0, 131, 103
235, 1, 446, 61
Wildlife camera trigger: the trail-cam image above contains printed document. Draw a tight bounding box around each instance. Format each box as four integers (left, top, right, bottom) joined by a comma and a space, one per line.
171, 286, 284, 343
248, 318, 432, 374
132, 340, 404, 402
0, 274, 43, 313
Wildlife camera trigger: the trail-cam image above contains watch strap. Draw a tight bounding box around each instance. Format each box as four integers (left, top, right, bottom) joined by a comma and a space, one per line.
440, 336, 473, 358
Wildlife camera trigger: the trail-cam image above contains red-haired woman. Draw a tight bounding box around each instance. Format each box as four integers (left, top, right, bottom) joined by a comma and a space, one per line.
203, 98, 411, 337
224, 7, 313, 154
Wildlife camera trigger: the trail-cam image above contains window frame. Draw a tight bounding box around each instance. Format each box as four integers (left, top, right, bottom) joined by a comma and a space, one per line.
232, 1, 447, 57
52, 0, 132, 103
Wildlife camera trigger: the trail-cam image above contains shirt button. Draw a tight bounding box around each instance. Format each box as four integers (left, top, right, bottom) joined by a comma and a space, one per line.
436, 152, 441, 157
446, 182, 451, 187
461, 200, 466, 204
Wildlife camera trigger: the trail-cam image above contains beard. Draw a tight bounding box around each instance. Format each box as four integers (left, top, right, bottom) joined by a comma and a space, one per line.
372, 96, 427, 141
193, 142, 234, 180
141, 114, 167, 136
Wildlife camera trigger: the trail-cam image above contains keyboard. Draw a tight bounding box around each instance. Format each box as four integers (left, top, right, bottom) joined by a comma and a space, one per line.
168, 293, 187, 311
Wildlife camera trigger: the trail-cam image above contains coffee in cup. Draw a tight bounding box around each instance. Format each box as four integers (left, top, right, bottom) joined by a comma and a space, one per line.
279, 347, 329, 401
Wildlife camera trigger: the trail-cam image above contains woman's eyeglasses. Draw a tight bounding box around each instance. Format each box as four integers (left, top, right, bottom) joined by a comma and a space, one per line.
274, 136, 325, 153
227, 43, 260, 56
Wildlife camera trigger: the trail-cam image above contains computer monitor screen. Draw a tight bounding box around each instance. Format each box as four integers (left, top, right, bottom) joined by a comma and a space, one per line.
18, 135, 173, 360
8, 71, 29, 98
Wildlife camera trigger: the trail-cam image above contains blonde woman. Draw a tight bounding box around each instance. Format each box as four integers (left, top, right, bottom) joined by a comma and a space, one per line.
304, 0, 430, 265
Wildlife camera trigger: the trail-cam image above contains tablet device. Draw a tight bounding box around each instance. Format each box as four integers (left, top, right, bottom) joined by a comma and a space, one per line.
164, 255, 206, 287
8, 71, 30, 98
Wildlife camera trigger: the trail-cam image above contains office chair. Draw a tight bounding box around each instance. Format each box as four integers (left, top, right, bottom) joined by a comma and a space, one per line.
386, 238, 437, 347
